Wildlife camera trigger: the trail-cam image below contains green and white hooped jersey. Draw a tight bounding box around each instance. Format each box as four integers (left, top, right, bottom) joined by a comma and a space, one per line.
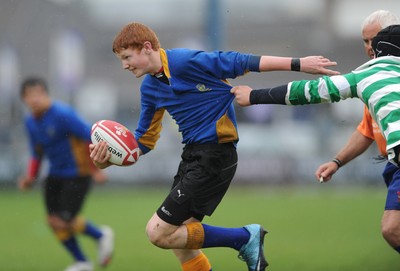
286, 56, 400, 156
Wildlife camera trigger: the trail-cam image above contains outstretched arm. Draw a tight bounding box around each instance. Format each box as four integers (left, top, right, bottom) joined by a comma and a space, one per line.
230, 85, 288, 106
315, 130, 374, 183
259, 56, 340, 75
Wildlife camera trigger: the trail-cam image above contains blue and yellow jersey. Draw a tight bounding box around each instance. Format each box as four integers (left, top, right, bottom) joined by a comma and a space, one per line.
135, 48, 260, 153
24, 101, 93, 178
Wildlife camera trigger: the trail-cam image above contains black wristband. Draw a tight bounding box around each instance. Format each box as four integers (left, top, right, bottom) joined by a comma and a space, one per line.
332, 158, 343, 168
291, 58, 301, 72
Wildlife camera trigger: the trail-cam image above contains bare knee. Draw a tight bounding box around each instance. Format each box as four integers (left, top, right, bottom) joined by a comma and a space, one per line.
381, 211, 400, 247
382, 223, 400, 244
145, 222, 169, 248
145, 213, 184, 249
382, 223, 393, 239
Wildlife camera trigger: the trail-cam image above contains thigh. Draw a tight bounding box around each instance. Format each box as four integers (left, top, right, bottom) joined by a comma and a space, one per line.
157, 143, 237, 226
47, 176, 92, 222
382, 162, 397, 187
382, 210, 400, 225
187, 145, 238, 216
44, 176, 63, 215
384, 166, 400, 210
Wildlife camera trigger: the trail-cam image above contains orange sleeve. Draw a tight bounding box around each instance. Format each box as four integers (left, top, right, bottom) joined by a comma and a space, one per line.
357, 106, 387, 156
357, 106, 375, 140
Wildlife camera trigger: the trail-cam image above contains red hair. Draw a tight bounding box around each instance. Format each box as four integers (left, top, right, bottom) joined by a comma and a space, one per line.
112, 22, 160, 53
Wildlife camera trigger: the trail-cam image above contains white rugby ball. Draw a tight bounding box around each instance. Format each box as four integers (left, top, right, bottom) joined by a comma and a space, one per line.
91, 120, 140, 166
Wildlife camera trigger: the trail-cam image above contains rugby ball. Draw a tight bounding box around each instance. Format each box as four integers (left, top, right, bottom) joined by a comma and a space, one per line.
91, 120, 140, 166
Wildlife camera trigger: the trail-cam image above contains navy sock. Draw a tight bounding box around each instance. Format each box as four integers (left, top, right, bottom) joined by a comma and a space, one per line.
83, 221, 103, 240
202, 224, 250, 251
395, 246, 400, 254
63, 236, 86, 262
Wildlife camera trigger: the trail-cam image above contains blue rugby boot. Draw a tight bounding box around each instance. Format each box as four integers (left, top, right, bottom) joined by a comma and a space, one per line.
238, 224, 268, 271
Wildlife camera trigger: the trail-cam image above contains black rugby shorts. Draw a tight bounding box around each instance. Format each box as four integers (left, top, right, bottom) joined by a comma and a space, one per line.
44, 175, 92, 222
157, 143, 238, 225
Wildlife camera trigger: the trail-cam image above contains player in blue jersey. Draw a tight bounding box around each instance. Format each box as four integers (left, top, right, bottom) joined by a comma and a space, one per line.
89, 22, 339, 271
231, 25, 400, 255
18, 77, 114, 271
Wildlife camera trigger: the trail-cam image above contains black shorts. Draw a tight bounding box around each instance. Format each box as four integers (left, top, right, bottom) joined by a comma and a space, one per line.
157, 143, 238, 226
44, 175, 92, 222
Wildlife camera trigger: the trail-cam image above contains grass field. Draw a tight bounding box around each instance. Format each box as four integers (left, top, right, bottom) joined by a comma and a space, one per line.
0, 184, 399, 271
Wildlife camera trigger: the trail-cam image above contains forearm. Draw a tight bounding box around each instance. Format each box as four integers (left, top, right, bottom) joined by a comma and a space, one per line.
249, 85, 288, 105
333, 130, 374, 166
27, 158, 41, 179
258, 55, 339, 75
259, 56, 294, 72
18, 158, 41, 190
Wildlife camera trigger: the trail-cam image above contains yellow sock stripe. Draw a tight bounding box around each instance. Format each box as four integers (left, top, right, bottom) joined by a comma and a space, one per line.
71, 216, 86, 234
54, 229, 72, 241
182, 252, 211, 271
185, 222, 204, 249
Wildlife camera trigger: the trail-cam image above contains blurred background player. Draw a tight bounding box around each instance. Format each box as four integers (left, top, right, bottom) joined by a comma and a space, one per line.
230, 24, 400, 255
18, 77, 114, 271
89, 22, 339, 271
314, 10, 400, 252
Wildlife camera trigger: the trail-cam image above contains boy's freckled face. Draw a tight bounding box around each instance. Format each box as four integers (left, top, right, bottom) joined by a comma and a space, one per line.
117, 47, 150, 78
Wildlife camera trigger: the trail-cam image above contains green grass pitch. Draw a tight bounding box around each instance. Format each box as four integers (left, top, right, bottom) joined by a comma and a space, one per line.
0, 184, 399, 271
